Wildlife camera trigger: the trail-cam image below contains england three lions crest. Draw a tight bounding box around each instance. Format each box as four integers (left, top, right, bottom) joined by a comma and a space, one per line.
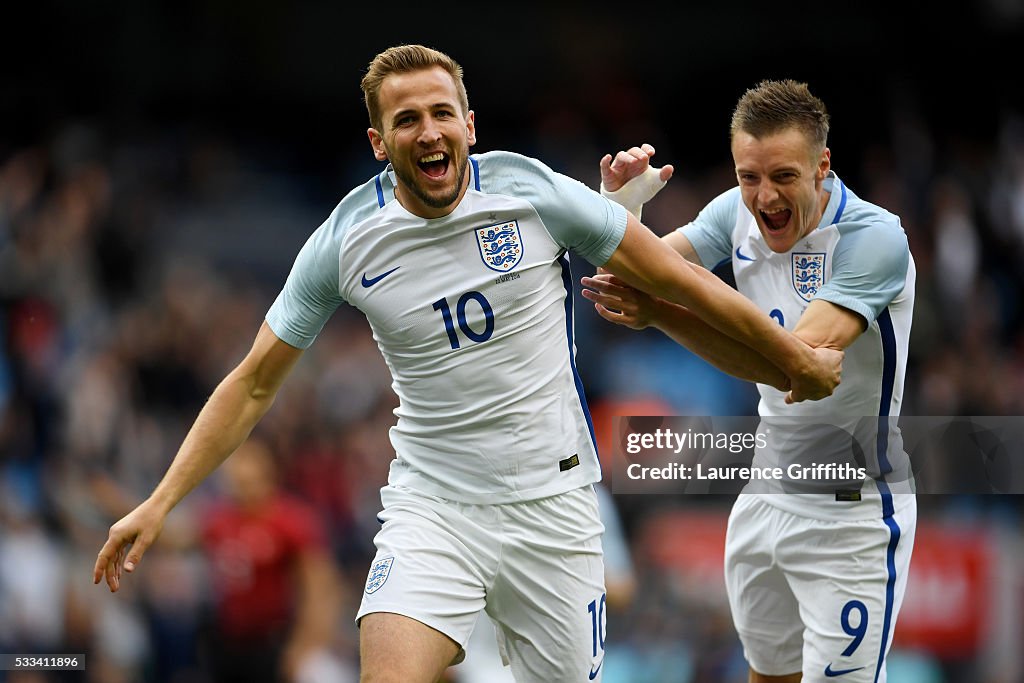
365, 556, 394, 594
475, 220, 523, 272
792, 252, 826, 302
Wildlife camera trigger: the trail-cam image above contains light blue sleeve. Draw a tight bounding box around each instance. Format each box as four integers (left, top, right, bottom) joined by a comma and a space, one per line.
265, 219, 345, 349
477, 152, 627, 266
678, 187, 740, 268
816, 219, 910, 323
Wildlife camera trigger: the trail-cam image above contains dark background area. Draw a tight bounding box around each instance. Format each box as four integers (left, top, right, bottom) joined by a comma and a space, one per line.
7, 1, 1022, 179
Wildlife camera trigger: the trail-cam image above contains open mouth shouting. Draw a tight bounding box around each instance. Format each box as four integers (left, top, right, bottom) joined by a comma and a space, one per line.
417, 151, 450, 180
759, 207, 792, 233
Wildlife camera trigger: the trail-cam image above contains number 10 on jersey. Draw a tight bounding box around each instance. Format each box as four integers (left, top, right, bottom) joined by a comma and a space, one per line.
432, 291, 495, 349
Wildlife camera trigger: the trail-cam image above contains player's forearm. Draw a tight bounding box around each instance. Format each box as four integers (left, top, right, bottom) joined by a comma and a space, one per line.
148, 372, 278, 515
605, 215, 818, 380
674, 263, 816, 376
598, 216, 815, 378
647, 298, 789, 389
619, 254, 817, 379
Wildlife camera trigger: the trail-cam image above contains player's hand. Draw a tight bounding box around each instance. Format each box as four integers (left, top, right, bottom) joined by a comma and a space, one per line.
93, 498, 167, 592
785, 346, 844, 403
581, 273, 658, 330
599, 143, 674, 193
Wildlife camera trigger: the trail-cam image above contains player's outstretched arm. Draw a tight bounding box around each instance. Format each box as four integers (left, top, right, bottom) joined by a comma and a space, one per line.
581, 273, 790, 391
602, 214, 842, 402
92, 322, 304, 592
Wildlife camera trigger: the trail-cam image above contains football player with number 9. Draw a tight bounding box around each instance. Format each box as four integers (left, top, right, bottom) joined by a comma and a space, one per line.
585, 80, 916, 682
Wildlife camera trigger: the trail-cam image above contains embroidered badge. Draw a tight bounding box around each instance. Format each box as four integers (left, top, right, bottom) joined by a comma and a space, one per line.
792, 252, 826, 302
365, 557, 394, 594
475, 220, 523, 272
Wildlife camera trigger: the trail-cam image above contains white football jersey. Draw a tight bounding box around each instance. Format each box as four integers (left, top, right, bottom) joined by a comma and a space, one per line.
267, 151, 627, 503
682, 173, 915, 520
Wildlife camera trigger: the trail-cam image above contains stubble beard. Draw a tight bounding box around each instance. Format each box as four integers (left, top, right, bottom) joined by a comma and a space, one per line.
390, 146, 470, 210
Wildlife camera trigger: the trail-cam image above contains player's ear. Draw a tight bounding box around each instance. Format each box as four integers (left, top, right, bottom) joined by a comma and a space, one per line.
466, 110, 476, 147
817, 147, 831, 181
368, 128, 388, 161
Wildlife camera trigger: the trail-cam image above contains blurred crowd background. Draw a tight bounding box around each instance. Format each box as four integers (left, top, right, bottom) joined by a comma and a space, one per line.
3, 2, 1024, 682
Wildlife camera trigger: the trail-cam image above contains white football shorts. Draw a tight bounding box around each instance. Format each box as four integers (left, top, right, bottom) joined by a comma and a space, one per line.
725, 493, 916, 682
357, 483, 608, 682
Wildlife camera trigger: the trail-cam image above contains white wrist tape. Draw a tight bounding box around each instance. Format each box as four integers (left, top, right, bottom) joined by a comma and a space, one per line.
599, 165, 667, 221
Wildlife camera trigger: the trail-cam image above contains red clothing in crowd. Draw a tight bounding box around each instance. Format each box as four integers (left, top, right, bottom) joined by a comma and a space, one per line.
201, 494, 327, 642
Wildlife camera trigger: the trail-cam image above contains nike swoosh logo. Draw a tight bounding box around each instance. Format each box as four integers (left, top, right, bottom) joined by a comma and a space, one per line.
588, 659, 603, 680
735, 246, 756, 261
824, 664, 865, 677
361, 266, 401, 288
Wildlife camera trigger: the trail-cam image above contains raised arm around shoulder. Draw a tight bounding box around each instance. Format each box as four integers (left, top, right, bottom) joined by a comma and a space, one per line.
603, 216, 806, 368
601, 214, 840, 401
582, 273, 790, 390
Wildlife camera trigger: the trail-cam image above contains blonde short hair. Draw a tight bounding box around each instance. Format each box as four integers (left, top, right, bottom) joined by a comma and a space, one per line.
361, 44, 469, 131
731, 79, 830, 154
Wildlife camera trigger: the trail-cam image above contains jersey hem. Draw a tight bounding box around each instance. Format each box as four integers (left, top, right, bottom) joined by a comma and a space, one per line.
742, 491, 915, 522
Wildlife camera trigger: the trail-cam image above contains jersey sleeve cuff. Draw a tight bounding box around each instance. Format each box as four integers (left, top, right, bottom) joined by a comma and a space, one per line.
812, 291, 876, 326
265, 313, 316, 350
591, 200, 628, 266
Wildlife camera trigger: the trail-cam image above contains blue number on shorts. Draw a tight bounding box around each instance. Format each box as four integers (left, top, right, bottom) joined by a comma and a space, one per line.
432, 291, 495, 349
769, 308, 785, 326
587, 593, 607, 656
840, 600, 869, 656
